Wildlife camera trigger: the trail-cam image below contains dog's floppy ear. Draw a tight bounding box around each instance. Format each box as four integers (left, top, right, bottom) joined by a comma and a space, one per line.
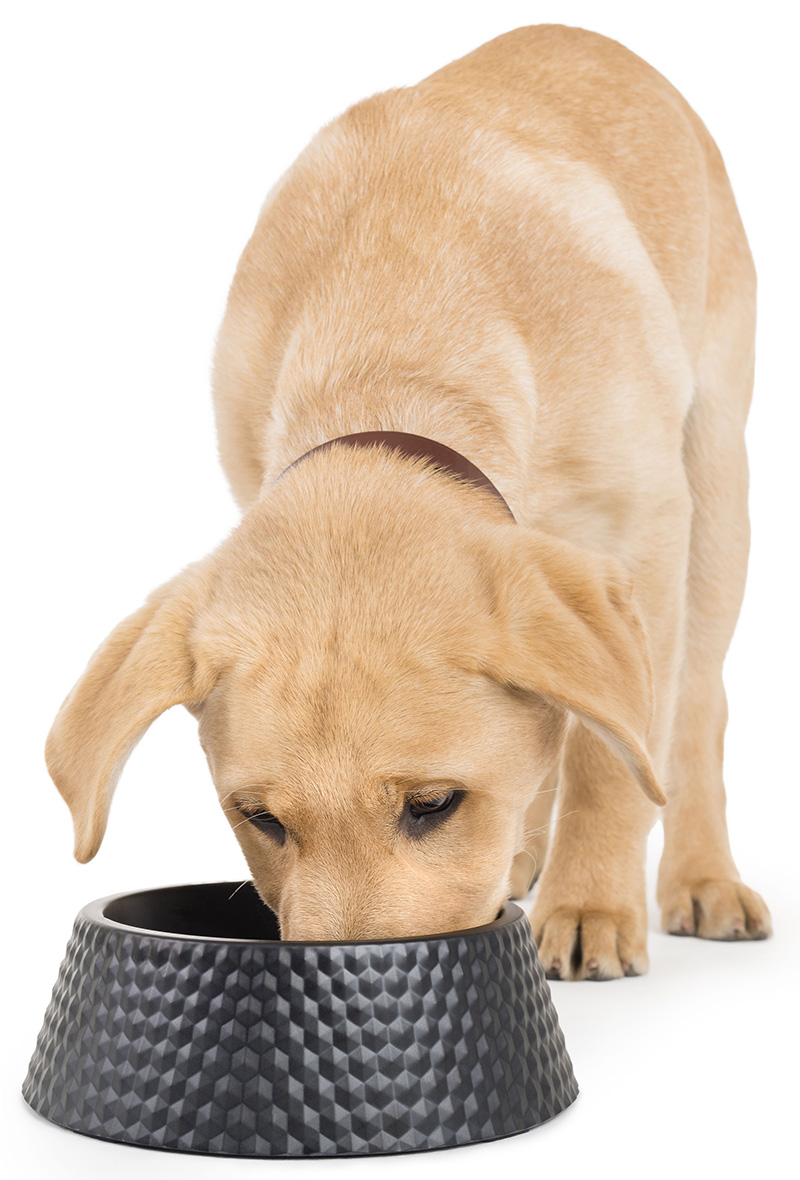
45, 563, 217, 863
475, 526, 665, 806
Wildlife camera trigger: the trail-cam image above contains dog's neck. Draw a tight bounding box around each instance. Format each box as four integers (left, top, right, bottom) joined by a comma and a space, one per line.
272, 430, 516, 522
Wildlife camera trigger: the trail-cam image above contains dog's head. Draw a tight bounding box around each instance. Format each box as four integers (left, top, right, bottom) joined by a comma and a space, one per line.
46, 451, 662, 939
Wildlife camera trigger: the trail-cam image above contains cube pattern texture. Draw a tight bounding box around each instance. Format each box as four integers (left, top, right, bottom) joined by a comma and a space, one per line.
22, 883, 578, 1156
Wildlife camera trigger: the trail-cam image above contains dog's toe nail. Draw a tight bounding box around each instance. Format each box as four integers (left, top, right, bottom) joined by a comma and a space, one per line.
586, 958, 598, 972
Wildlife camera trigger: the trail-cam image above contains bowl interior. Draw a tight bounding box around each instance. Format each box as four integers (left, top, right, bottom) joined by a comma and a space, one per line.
104, 880, 280, 940
100, 881, 515, 945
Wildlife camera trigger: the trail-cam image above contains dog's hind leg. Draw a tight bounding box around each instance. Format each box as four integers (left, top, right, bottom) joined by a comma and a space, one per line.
656, 136, 772, 942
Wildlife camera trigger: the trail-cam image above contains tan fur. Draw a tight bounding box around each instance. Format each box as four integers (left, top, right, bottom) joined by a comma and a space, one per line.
46, 25, 771, 973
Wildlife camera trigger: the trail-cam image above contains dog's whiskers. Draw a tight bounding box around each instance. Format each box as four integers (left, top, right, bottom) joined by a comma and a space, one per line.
516, 808, 581, 859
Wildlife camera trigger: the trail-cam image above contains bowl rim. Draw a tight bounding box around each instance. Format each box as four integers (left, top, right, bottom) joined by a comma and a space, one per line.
78, 879, 526, 949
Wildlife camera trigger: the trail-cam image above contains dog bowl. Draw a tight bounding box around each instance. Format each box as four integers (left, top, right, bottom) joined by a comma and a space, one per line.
22, 880, 578, 1157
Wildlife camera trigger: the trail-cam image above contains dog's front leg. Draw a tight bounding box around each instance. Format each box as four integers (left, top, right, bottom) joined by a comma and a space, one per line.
528, 473, 693, 980
529, 724, 656, 980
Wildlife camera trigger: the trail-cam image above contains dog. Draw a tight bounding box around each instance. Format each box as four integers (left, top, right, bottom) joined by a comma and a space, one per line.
45, 24, 771, 978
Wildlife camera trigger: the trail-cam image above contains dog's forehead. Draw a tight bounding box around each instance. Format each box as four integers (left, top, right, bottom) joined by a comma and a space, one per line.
202, 636, 520, 794
224, 642, 492, 744
205, 481, 496, 646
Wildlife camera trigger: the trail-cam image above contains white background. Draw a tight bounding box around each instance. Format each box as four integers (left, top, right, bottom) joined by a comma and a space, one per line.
2, 2, 798, 1177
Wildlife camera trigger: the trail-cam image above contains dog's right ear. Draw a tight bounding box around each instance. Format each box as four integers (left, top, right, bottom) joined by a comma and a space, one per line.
45, 562, 217, 864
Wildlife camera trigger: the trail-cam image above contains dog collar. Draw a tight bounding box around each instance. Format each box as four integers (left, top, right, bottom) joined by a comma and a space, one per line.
273, 430, 515, 522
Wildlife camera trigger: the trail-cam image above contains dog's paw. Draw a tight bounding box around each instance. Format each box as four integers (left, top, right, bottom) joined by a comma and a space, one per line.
659, 878, 772, 941
529, 904, 648, 981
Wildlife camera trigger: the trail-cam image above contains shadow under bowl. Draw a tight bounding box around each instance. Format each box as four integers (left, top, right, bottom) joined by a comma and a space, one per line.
22, 880, 578, 1157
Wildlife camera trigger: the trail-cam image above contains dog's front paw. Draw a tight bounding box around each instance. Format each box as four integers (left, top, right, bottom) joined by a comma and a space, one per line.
529, 901, 648, 981
659, 877, 772, 941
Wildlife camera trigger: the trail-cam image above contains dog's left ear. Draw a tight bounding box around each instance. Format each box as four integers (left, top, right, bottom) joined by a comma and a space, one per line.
473, 526, 666, 805
45, 562, 217, 863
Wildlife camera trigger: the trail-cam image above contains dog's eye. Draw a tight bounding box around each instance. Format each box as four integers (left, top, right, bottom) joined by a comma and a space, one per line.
239, 807, 286, 845
403, 788, 463, 838
404, 789, 463, 838
408, 789, 456, 817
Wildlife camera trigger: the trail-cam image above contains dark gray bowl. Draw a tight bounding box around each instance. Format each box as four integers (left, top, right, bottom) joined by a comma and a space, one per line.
22, 880, 578, 1157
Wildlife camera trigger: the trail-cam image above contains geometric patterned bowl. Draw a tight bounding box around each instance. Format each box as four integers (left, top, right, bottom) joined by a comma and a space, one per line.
22, 880, 578, 1157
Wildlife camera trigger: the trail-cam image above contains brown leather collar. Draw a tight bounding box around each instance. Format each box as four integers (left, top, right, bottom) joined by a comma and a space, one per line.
273, 430, 515, 522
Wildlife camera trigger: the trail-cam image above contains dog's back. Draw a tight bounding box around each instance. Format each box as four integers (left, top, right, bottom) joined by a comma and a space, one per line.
424, 25, 718, 342
212, 24, 749, 517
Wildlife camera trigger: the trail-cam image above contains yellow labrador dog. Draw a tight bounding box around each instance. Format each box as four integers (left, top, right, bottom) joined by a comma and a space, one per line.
46, 25, 771, 979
